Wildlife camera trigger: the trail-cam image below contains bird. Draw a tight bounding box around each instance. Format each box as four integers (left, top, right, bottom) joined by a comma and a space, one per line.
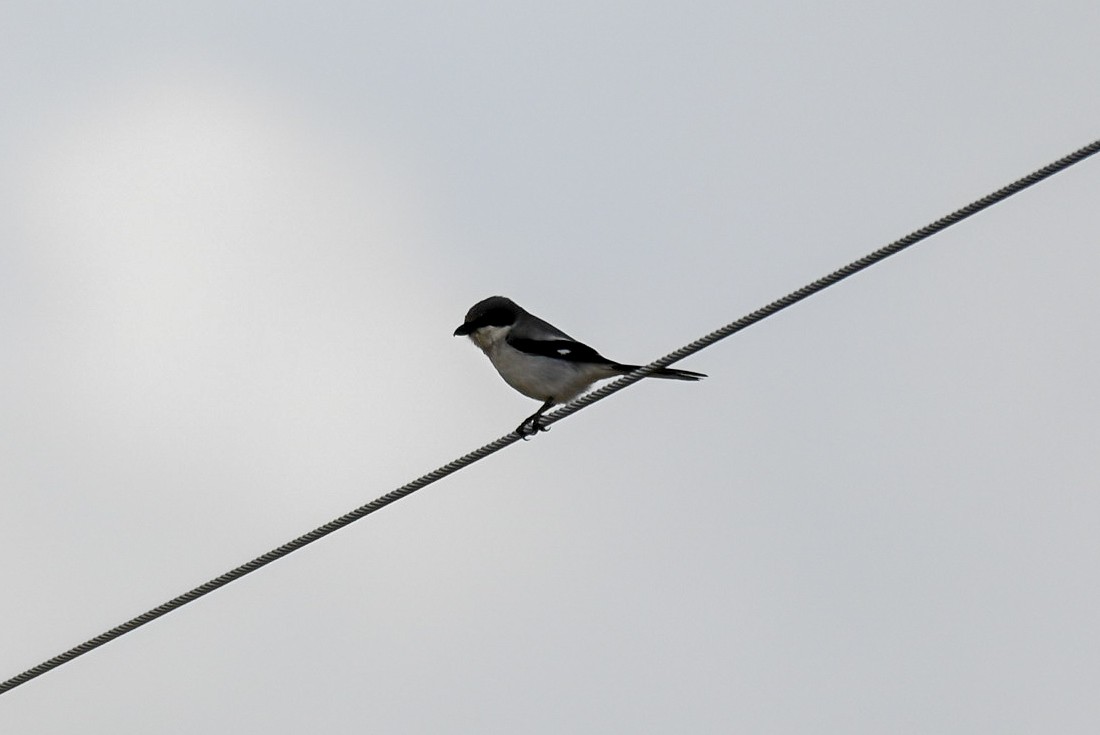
454, 296, 706, 437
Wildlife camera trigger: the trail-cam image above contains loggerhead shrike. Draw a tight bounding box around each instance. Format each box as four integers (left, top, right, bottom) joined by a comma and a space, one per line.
454, 296, 706, 436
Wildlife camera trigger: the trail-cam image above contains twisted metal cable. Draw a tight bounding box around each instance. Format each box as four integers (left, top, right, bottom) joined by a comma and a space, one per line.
0, 433, 523, 695
539, 138, 1100, 428
2, 138, 1098, 696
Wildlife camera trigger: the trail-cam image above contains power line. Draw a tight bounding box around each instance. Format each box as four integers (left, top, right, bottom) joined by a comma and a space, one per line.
3, 138, 1098, 696
539, 138, 1100, 428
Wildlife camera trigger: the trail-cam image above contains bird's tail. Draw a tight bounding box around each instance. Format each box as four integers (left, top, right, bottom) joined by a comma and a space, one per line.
611, 363, 706, 381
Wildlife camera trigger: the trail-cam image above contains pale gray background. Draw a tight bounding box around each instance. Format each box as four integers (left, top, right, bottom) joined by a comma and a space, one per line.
3, 2, 1099, 733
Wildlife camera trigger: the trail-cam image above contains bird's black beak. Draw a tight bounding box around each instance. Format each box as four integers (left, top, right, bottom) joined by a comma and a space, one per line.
454, 323, 472, 336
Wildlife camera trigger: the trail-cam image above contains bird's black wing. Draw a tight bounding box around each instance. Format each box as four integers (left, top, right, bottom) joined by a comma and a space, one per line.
506, 336, 611, 365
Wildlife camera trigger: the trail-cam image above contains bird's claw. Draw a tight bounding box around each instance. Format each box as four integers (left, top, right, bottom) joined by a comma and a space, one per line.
516, 416, 550, 439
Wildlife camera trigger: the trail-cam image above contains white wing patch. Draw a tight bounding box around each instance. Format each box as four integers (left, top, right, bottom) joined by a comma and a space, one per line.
557, 348, 571, 355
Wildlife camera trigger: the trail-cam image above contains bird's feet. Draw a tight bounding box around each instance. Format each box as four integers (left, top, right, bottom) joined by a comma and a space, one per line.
516, 399, 555, 439
516, 413, 551, 439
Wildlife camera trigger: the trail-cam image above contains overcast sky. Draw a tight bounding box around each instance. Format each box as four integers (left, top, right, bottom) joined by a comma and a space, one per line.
2, 2, 1099, 732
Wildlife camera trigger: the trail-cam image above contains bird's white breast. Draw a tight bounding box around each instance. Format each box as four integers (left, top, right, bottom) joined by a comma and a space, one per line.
468, 325, 614, 403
